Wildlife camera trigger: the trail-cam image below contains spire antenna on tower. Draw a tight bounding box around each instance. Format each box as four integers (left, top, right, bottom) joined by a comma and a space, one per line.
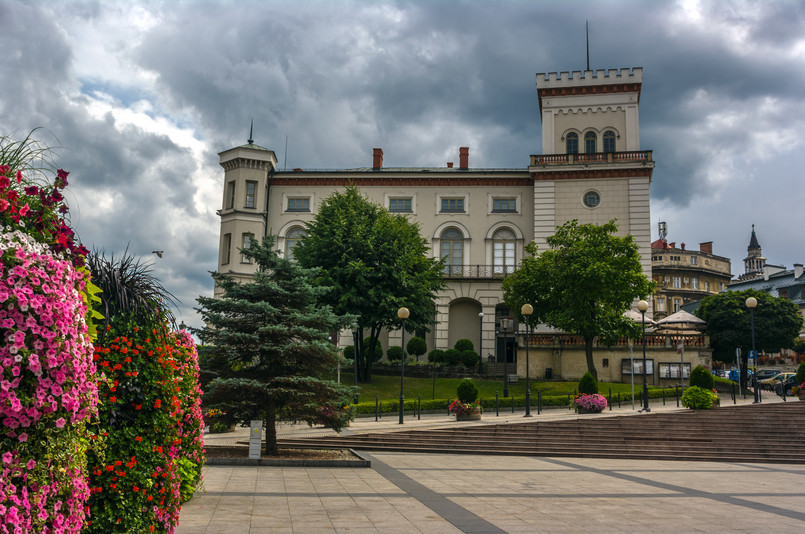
586, 20, 590, 71
248, 119, 254, 145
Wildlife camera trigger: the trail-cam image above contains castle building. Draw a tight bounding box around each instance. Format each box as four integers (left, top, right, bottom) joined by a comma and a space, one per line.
215, 67, 655, 361
650, 224, 732, 319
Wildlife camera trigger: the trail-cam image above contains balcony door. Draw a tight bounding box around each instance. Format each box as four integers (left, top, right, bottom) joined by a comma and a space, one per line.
440, 228, 464, 275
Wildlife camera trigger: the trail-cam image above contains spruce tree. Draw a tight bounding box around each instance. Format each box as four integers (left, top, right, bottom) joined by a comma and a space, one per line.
196, 235, 354, 455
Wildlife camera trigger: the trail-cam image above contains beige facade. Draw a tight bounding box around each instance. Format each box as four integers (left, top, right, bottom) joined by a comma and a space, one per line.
215, 67, 655, 372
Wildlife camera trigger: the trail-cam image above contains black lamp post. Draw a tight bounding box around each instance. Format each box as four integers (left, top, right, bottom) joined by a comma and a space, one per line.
397, 307, 409, 424
638, 299, 650, 412
746, 296, 759, 403
352, 325, 359, 405
501, 318, 510, 398
521, 304, 533, 417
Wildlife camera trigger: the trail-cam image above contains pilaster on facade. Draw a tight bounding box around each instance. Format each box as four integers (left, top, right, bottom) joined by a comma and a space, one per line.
533, 181, 557, 250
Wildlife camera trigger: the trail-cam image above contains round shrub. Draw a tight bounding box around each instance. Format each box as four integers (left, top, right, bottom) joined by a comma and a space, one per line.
454, 338, 474, 352
364, 341, 383, 362
428, 349, 445, 364
460, 349, 479, 368
387, 345, 403, 361
578, 371, 598, 395
795, 362, 805, 385
689, 365, 714, 389
456, 379, 479, 403
682, 386, 716, 409
406, 336, 427, 361
444, 348, 461, 366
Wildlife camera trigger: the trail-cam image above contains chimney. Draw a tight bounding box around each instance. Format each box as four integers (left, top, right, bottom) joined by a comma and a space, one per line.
372, 148, 383, 170
795, 263, 803, 279
459, 147, 469, 169
447, 162, 453, 168
699, 241, 713, 255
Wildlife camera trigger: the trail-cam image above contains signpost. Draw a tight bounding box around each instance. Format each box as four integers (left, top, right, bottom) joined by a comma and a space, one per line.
249, 420, 262, 460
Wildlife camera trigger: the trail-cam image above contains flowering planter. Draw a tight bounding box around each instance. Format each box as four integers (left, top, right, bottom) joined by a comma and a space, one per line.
456, 412, 482, 421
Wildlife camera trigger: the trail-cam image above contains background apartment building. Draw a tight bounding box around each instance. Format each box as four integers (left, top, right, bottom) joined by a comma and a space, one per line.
216, 67, 655, 362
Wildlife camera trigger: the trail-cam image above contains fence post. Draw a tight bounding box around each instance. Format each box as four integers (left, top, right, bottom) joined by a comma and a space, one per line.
618, 392, 621, 409
418, 394, 421, 420
537, 389, 542, 415
512, 395, 515, 413
662, 388, 666, 406
496, 391, 499, 417
675, 386, 679, 408
375, 396, 379, 421
608, 386, 612, 411
732, 383, 736, 404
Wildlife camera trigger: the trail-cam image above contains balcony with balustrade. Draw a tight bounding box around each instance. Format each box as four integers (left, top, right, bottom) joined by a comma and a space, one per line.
441, 265, 516, 279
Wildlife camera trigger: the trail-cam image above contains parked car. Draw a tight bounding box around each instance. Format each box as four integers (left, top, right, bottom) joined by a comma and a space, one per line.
753, 368, 783, 382
759, 372, 796, 391
775, 375, 801, 396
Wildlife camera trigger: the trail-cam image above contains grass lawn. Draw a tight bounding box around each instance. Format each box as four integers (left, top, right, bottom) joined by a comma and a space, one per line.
335, 372, 645, 403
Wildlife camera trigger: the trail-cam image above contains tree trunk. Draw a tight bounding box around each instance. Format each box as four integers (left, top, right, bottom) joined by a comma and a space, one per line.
264, 398, 278, 456
585, 336, 598, 381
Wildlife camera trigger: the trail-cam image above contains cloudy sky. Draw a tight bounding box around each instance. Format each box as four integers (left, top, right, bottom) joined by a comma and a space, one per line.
2, 0, 804, 327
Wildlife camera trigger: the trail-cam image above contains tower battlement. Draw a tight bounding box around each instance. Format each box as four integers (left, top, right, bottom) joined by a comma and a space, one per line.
537, 67, 642, 89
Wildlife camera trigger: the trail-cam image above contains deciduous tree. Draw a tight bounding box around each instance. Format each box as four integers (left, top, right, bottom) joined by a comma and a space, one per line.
503, 219, 653, 380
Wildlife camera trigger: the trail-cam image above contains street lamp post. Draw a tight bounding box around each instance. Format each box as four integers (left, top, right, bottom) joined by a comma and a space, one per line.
352, 325, 359, 405
638, 300, 650, 412
746, 296, 759, 404
521, 304, 533, 417
397, 307, 409, 424
501, 318, 510, 398
478, 311, 484, 372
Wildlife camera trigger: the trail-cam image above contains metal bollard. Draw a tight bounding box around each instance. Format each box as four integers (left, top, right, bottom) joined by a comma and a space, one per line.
512, 395, 515, 413
496, 391, 499, 417
675, 386, 679, 408
608, 386, 612, 411
537, 389, 542, 415
376, 396, 380, 421
662, 388, 666, 406
418, 395, 421, 420
618, 392, 621, 408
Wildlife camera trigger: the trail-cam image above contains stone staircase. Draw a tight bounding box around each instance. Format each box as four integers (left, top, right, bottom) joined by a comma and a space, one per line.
278, 403, 805, 464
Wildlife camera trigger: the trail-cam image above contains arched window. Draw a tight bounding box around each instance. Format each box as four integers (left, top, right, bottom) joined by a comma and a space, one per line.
440, 228, 464, 275
585, 131, 597, 153
566, 132, 578, 154
285, 227, 306, 260
603, 131, 616, 153
492, 228, 516, 274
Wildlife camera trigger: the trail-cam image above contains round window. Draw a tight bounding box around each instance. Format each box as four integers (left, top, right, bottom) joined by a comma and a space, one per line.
583, 190, 600, 208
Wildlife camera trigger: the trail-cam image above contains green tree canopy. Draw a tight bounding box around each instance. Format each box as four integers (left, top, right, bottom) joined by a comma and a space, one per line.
696, 289, 803, 364
503, 219, 654, 380
196, 235, 354, 455
293, 186, 445, 381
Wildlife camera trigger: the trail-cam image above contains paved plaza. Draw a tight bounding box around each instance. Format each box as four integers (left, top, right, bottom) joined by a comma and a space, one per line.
178, 397, 805, 533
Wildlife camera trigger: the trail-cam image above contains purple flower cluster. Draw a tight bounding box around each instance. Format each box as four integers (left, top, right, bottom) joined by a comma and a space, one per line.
1, 228, 99, 533
574, 393, 607, 412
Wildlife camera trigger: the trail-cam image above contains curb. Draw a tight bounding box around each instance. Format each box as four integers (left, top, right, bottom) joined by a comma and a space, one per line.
204, 448, 371, 468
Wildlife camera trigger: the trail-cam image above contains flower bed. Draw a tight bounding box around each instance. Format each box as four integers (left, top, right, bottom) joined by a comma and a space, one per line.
573, 393, 607, 413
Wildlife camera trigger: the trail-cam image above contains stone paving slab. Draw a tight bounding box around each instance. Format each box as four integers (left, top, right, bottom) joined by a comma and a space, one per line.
177, 449, 805, 534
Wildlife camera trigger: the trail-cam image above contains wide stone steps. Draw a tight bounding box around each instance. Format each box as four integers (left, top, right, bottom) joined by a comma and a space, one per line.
278, 403, 805, 464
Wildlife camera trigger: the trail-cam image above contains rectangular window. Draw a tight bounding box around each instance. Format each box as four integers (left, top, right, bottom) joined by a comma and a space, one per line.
673, 298, 681, 312
655, 298, 666, 312
705, 282, 710, 292
673, 277, 681, 289
221, 233, 231, 265
245, 181, 257, 209
692, 277, 699, 290
287, 197, 310, 212
658, 363, 691, 379
225, 182, 236, 210
440, 198, 465, 213
492, 198, 516, 212
690, 256, 698, 265
388, 198, 412, 213
240, 233, 254, 263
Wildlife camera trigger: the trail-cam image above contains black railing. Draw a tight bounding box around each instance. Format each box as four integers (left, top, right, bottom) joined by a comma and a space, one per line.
441, 265, 516, 279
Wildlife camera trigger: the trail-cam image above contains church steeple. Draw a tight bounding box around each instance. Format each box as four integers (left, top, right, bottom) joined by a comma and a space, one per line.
741, 224, 766, 280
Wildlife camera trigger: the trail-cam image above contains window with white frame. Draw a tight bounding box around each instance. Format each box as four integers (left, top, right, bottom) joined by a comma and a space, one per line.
690, 256, 698, 265
245, 181, 257, 209
492, 198, 516, 213
440, 198, 465, 213
655, 297, 666, 312
692, 277, 699, 289
673, 298, 681, 312
285, 227, 306, 260
225, 182, 235, 210
388, 198, 412, 213
492, 228, 516, 274
705, 281, 710, 292
221, 233, 231, 265
673, 277, 681, 288
287, 197, 310, 212
440, 228, 464, 274
241, 233, 254, 263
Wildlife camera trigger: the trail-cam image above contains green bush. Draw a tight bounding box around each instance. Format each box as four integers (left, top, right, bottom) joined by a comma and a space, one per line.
444, 348, 461, 366
795, 362, 805, 385
456, 379, 479, 403
387, 345, 403, 361
689, 365, 714, 389
364, 341, 384, 362
793, 339, 805, 354
407, 336, 427, 361
460, 349, 479, 368
578, 371, 598, 395
454, 338, 474, 352
682, 386, 716, 409
428, 349, 445, 363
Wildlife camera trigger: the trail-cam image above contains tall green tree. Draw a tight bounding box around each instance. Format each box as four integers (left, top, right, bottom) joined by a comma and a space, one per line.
696, 289, 803, 385
293, 186, 445, 382
503, 219, 654, 380
196, 235, 354, 455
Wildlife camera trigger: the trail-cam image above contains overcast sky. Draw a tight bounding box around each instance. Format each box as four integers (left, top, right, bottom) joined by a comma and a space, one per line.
2, 0, 804, 327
